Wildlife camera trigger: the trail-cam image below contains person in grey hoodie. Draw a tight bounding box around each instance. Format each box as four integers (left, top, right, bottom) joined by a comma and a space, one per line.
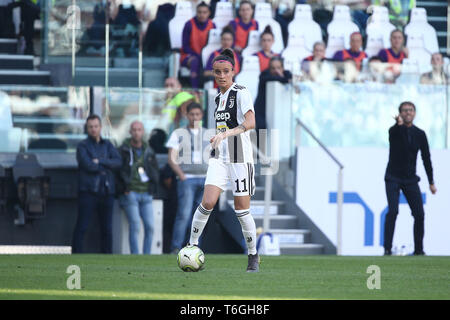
117, 121, 159, 254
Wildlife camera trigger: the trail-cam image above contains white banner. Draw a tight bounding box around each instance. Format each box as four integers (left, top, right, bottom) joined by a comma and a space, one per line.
296, 147, 450, 255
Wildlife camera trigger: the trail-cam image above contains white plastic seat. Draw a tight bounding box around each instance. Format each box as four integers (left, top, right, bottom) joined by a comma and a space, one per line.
406, 34, 432, 73
168, 1, 194, 50
395, 58, 420, 84
201, 29, 222, 67
212, 2, 234, 31
404, 7, 439, 55
287, 4, 323, 52
235, 55, 260, 102
366, 6, 396, 49
254, 2, 284, 54
365, 34, 385, 58
282, 34, 311, 70
327, 5, 359, 49
325, 34, 345, 59
241, 30, 261, 57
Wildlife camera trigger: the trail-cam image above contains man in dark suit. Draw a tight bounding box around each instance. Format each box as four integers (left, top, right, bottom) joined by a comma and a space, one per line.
72, 114, 122, 253
384, 101, 437, 256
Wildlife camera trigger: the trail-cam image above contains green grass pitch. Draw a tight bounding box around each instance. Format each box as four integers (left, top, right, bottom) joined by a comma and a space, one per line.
0, 254, 449, 300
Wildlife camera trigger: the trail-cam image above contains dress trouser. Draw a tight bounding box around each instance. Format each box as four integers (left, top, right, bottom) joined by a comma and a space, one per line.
384, 180, 425, 254
72, 192, 114, 253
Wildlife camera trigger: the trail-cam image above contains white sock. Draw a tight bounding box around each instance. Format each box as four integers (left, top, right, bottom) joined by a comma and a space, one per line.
189, 204, 212, 246
236, 209, 257, 255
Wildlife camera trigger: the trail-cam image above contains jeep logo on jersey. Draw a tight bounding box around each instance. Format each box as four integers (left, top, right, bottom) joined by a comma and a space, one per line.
215, 111, 231, 121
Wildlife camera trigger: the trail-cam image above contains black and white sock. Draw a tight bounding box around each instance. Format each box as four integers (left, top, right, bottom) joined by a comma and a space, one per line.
236, 209, 257, 255
189, 204, 212, 246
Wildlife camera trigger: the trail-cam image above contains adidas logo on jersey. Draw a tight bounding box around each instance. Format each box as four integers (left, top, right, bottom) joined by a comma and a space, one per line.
215, 111, 231, 121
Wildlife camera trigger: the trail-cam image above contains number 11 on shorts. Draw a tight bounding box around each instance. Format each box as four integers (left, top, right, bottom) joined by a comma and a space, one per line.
234, 179, 248, 193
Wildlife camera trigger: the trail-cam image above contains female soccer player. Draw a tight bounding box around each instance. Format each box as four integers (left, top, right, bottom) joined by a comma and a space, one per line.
187, 48, 259, 272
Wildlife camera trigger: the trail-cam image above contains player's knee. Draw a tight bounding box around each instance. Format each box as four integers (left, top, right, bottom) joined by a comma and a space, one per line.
201, 200, 215, 211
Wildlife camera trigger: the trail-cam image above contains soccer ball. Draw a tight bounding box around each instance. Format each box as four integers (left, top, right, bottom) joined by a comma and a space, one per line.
177, 245, 205, 272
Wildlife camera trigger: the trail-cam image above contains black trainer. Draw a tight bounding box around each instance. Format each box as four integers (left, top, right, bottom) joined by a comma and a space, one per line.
246, 253, 260, 273
384, 249, 392, 256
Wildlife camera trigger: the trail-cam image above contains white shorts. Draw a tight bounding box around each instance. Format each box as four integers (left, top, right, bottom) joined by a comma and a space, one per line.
204, 158, 255, 197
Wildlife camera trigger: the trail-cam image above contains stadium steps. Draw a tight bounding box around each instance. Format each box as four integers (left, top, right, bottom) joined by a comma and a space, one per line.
0, 39, 51, 85
0, 39, 17, 54
416, 0, 448, 54
226, 182, 325, 255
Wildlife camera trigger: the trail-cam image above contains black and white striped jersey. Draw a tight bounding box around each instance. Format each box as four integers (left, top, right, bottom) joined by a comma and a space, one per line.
212, 83, 255, 164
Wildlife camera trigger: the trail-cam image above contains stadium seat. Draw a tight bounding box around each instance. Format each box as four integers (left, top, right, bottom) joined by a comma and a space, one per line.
241, 30, 261, 57
168, 1, 194, 50
202, 29, 222, 68
287, 4, 323, 52
325, 34, 345, 59
365, 6, 396, 49
404, 8, 439, 55
212, 2, 234, 31
282, 34, 311, 73
395, 58, 421, 84
365, 34, 385, 58
406, 34, 432, 73
326, 5, 360, 49
254, 2, 284, 54
235, 55, 260, 102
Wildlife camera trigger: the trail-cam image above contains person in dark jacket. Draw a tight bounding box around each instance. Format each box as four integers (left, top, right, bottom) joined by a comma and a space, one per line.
384, 101, 437, 256
116, 120, 159, 254
72, 114, 122, 253
254, 56, 292, 130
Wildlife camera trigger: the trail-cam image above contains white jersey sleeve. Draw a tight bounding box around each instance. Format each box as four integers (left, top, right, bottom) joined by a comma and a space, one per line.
237, 87, 254, 117
165, 130, 180, 150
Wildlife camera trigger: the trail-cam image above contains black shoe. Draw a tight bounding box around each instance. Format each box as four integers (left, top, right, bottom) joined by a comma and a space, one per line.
384, 249, 392, 256
413, 251, 425, 256
246, 253, 260, 273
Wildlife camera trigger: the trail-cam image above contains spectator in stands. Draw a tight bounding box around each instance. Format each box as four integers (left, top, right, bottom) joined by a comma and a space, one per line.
111, 1, 140, 57
336, 58, 360, 83
162, 87, 196, 136
377, 29, 408, 81
359, 55, 388, 83
117, 121, 160, 255
420, 53, 448, 85
332, 32, 367, 71
147, 127, 178, 253
254, 26, 279, 72
274, 0, 295, 47
72, 114, 122, 254
374, 0, 415, 29
301, 41, 326, 79
166, 102, 209, 254
143, 3, 175, 57
7, 0, 40, 55
228, 0, 258, 54
378, 30, 408, 64
254, 56, 292, 130
149, 128, 169, 155
204, 26, 241, 84
0, 0, 15, 39
83, 0, 114, 53
180, 1, 216, 88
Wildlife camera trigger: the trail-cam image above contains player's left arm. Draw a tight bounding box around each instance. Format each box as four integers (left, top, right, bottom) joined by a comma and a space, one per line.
420, 131, 437, 194
210, 111, 254, 148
